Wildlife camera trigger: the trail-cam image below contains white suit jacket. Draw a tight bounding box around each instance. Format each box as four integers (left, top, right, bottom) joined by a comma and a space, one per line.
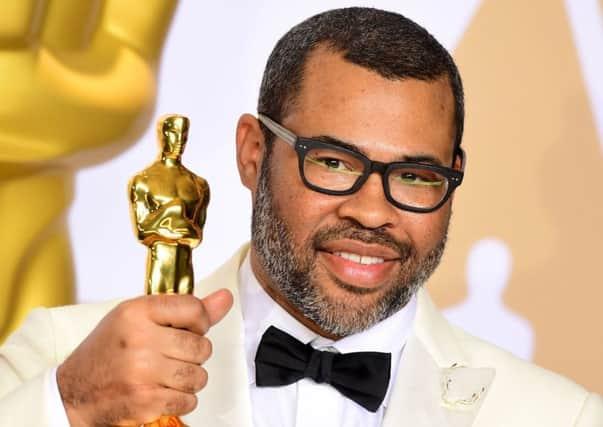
1, 244, 602, 426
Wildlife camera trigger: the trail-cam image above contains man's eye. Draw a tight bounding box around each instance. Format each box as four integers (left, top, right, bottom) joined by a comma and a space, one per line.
396, 172, 444, 186
307, 156, 355, 172
323, 158, 346, 170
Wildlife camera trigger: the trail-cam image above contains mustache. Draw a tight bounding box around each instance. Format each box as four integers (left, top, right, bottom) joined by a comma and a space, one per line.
311, 222, 414, 260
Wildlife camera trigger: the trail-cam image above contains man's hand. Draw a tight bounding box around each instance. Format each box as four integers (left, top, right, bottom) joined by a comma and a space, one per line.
56, 289, 233, 426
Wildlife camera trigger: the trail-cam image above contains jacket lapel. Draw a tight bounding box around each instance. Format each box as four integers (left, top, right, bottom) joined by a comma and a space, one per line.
383, 289, 495, 427
183, 245, 254, 427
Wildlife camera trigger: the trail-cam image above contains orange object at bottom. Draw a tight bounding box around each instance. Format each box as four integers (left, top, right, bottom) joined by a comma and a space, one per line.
144, 415, 188, 427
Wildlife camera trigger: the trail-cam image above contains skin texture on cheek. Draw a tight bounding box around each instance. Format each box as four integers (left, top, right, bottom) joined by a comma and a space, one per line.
267, 140, 326, 244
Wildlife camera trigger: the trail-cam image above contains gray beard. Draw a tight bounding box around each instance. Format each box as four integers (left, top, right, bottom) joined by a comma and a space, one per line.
251, 155, 448, 337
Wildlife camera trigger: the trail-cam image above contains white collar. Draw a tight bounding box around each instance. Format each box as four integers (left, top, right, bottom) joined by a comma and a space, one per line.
238, 253, 417, 407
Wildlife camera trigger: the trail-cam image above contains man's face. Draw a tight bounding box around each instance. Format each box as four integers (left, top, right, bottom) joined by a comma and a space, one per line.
250, 49, 457, 337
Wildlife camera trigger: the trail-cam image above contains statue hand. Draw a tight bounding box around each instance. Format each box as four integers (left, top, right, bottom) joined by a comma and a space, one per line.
0, 0, 178, 166
140, 201, 201, 244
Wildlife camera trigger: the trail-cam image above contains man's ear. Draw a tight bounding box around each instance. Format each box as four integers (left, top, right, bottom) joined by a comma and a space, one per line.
236, 113, 265, 193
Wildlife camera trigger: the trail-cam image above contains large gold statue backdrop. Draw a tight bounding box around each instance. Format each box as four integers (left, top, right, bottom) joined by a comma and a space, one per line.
0, 0, 178, 342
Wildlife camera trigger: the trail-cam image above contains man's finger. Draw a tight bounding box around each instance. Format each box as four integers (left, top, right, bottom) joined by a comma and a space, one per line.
147, 294, 210, 336
146, 289, 232, 335
160, 328, 212, 364
121, 387, 198, 424
157, 358, 208, 394
200, 289, 233, 327
159, 387, 198, 418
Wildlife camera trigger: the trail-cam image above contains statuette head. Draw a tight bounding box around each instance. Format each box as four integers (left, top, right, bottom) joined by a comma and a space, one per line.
158, 114, 189, 158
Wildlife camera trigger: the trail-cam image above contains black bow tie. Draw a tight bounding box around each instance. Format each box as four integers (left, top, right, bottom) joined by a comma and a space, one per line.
254, 326, 391, 412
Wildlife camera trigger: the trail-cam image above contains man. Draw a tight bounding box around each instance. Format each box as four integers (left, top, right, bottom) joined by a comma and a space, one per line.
1, 7, 602, 427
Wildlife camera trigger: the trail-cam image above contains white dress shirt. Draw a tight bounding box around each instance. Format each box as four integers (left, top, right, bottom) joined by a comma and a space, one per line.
239, 255, 416, 427
47, 254, 417, 426
46, 365, 70, 426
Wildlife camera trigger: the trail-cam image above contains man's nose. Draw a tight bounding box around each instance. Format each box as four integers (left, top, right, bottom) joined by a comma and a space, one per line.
335, 172, 398, 229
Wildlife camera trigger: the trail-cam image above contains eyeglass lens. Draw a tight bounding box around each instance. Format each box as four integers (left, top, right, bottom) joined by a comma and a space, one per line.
302, 146, 450, 209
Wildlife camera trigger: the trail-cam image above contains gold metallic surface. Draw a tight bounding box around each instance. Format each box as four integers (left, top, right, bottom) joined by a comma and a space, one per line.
0, 0, 178, 343
129, 115, 210, 295
129, 115, 209, 427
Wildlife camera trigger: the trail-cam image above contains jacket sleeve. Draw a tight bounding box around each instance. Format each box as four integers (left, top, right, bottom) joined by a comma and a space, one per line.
0, 300, 121, 425
575, 392, 603, 426
0, 307, 60, 425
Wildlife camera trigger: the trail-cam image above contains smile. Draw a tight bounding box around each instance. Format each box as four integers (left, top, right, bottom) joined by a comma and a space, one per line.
318, 251, 400, 290
333, 251, 385, 265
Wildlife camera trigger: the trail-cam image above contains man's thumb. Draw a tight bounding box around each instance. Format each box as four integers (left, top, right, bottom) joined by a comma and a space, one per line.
201, 288, 233, 326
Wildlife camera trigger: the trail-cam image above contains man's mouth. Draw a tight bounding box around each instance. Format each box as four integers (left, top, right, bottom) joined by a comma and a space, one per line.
316, 239, 403, 289
333, 251, 385, 265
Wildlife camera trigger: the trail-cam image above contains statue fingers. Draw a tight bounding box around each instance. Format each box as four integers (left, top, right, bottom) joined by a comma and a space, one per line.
101, 0, 178, 61
0, 0, 43, 49
39, 0, 102, 50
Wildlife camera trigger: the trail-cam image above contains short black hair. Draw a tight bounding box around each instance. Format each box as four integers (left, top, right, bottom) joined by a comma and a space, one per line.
257, 7, 464, 154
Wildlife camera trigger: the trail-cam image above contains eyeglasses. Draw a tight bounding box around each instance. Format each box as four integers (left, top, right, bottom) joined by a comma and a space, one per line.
257, 114, 465, 213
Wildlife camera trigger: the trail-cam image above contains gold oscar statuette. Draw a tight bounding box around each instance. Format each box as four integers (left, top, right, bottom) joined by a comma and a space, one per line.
128, 114, 210, 427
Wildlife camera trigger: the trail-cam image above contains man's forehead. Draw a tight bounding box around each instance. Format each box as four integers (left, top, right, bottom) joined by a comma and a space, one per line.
284, 49, 456, 162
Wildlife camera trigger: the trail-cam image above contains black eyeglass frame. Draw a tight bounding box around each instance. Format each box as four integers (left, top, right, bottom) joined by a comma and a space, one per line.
257, 113, 465, 214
